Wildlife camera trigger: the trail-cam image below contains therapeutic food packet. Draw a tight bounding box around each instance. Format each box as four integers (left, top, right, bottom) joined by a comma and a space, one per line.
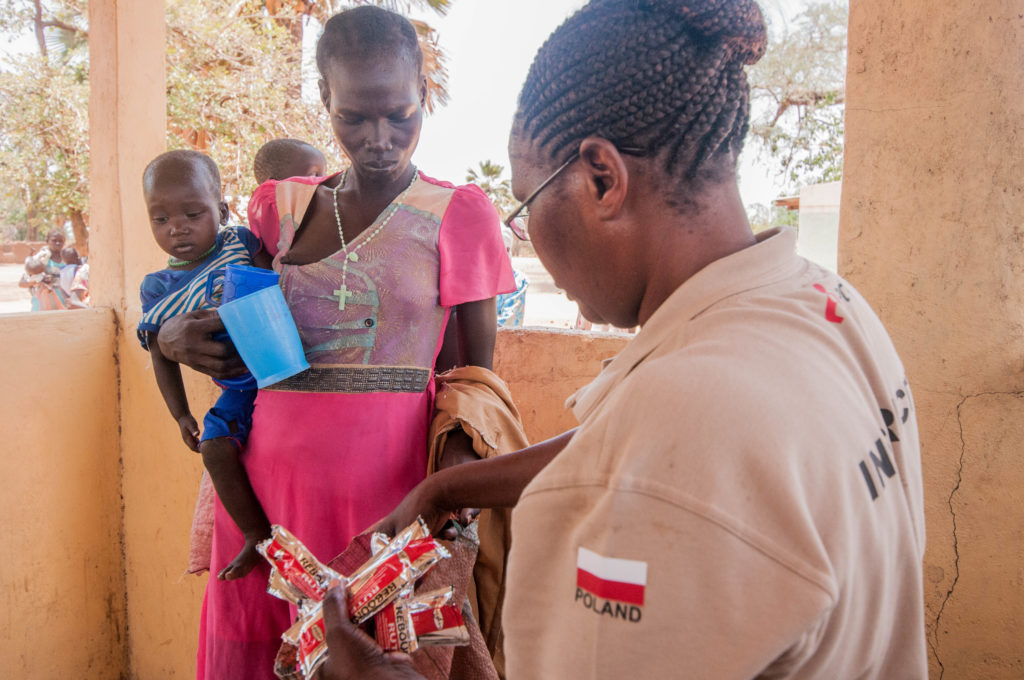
258, 525, 342, 605
346, 536, 450, 623
374, 585, 418, 654
290, 536, 449, 676
405, 588, 469, 648
375, 586, 469, 653
259, 519, 452, 679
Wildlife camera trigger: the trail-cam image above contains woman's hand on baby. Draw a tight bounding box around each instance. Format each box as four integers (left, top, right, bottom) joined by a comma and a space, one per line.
178, 414, 201, 452
157, 310, 247, 379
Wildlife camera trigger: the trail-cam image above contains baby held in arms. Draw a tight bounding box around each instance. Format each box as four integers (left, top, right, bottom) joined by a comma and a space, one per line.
137, 149, 274, 580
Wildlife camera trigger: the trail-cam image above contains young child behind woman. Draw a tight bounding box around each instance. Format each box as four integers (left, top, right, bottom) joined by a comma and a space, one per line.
252, 138, 326, 185
138, 149, 274, 580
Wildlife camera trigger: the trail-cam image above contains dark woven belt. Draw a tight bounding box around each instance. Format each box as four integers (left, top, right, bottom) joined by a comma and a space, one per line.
266, 365, 431, 393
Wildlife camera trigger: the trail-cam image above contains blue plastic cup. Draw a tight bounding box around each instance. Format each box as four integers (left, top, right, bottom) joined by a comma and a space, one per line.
217, 286, 309, 388
204, 264, 280, 306
204, 265, 282, 390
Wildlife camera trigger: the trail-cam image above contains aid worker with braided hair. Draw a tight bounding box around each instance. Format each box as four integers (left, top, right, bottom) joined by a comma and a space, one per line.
318, 0, 928, 678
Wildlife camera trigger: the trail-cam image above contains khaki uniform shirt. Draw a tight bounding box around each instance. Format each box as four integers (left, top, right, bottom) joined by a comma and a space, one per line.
503, 228, 927, 679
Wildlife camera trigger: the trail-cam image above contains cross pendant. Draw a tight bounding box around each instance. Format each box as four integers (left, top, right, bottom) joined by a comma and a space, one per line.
333, 284, 354, 310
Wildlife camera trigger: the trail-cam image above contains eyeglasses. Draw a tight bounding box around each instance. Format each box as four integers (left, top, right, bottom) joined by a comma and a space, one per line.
503, 145, 645, 241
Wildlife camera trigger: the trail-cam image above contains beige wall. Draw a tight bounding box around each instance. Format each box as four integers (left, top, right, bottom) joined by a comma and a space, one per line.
0, 310, 124, 679
841, 0, 1024, 677
495, 328, 629, 443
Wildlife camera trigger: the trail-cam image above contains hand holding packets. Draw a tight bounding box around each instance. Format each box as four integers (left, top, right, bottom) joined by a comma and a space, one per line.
257, 520, 468, 679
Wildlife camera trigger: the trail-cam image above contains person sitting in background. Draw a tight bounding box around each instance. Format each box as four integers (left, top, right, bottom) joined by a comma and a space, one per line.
252, 138, 327, 186
19, 228, 68, 311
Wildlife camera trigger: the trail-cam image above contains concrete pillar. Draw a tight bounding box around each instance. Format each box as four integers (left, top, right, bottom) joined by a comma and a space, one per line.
90, 0, 167, 311
840, 2, 1024, 677
90, 2, 211, 678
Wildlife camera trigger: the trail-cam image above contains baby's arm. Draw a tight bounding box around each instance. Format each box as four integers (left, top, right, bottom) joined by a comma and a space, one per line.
147, 330, 200, 452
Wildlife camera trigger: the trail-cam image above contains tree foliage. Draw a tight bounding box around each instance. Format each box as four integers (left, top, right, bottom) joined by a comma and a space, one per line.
747, 203, 799, 234
0, 0, 452, 247
165, 1, 342, 220
466, 160, 515, 219
747, 0, 848, 189
0, 0, 89, 243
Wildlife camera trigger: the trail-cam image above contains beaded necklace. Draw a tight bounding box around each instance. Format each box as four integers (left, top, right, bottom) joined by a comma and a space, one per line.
167, 241, 217, 268
330, 168, 418, 310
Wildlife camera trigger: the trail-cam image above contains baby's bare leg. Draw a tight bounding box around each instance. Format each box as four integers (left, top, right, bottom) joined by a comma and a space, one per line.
200, 437, 271, 581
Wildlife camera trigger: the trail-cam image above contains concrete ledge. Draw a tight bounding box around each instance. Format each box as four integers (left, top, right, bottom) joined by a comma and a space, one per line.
495, 327, 630, 443
0, 307, 126, 679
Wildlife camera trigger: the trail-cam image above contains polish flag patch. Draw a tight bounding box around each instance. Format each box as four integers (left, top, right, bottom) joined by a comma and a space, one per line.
576, 547, 647, 606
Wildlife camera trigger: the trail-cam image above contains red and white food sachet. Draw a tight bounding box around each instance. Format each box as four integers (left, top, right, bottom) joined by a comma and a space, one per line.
257, 519, 461, 679
375, 586, 470, 654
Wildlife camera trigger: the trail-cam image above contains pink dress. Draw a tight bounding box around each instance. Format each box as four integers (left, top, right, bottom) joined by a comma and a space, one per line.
196, 172, 515, 680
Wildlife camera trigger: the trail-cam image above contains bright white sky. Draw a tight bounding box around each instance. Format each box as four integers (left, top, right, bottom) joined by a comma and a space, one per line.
400, 0, 815, 209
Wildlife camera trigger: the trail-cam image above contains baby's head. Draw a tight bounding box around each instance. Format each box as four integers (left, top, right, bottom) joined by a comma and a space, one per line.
142, 150, 228, 264
253, 139, 327, 185
61, 247, 82, 266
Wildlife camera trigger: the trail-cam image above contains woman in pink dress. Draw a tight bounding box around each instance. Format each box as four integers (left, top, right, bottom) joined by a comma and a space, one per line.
160, 7, 514, 679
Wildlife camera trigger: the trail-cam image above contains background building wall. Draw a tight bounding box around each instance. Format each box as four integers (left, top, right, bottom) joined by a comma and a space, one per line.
841, 1, 1024, 676
796, 181, 842, 273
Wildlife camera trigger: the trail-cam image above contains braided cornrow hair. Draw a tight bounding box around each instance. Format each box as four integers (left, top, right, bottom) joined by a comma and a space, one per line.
316, 6, 422, 77
515, 0, 766, 182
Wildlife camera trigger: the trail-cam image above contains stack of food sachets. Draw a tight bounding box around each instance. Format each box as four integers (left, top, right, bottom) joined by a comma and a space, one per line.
258, 519, 469, 679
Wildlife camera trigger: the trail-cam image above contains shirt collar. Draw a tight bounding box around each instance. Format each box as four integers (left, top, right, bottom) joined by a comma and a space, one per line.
568, 227, 803, 422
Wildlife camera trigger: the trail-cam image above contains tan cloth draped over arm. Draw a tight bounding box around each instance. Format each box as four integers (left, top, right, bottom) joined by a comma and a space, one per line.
428, 366, 530, 680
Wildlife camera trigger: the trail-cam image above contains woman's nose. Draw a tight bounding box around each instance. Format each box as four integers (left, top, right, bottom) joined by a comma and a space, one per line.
365, 122, 393, 152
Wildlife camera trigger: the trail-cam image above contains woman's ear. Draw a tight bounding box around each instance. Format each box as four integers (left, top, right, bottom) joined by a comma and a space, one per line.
419, 75, 428, 108
578, 137, 629, 219
318, 78, 331, 111
218, 201, 230, 226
